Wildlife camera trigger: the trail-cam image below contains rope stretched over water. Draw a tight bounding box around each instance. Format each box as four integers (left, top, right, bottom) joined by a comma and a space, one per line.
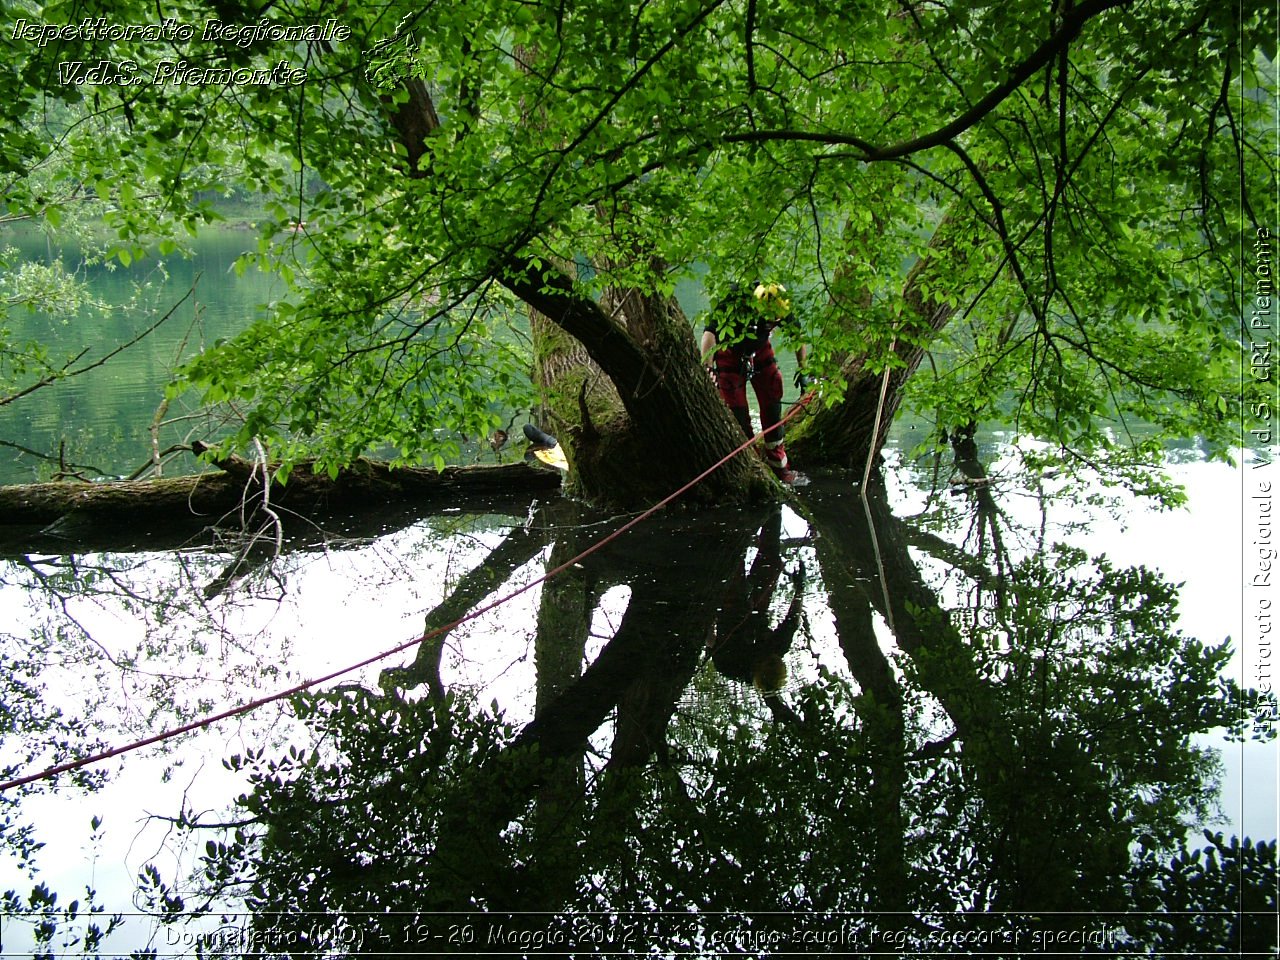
0, 397, 814, 793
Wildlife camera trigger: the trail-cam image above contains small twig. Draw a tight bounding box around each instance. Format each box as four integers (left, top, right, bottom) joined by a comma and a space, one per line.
149, 397, 171, 478
251, 438, 284, 557
123, 445, 190, 482
0, 281, 199, 408
0, 438, 106, 477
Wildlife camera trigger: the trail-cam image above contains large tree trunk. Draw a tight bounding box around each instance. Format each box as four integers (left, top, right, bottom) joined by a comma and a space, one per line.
386, 66, 774, 511
508, 260, 776, 509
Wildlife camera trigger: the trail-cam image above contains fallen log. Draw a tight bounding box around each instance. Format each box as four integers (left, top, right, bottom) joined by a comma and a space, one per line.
0, 444, 563, 553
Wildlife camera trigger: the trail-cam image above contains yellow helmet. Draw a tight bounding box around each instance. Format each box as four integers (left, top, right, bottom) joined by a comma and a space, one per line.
753, 282, 792, 319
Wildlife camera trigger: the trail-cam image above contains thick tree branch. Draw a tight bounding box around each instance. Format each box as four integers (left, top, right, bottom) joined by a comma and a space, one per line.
495, 256, 656, 404
723, 0, 1134, 161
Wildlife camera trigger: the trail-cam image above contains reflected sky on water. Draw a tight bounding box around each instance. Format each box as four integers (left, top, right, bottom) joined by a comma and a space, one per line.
0, 444, 1274, 955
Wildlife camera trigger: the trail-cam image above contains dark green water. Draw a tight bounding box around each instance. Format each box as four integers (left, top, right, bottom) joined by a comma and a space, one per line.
1, 225, 280, 484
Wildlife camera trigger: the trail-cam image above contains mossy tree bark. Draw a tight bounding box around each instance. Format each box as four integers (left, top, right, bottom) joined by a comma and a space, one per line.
510, 259, 775, 509
0, 448, 559, 553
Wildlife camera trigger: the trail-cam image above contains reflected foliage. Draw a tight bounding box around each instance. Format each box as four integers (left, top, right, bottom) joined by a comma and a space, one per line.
145, 482, 1276, 954
1130, 831, 1279, 952
209, 686, 520, 917
0, 502, 531, 950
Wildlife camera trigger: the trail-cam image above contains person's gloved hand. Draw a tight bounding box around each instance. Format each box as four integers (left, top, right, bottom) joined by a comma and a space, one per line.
794, 370, 811, 391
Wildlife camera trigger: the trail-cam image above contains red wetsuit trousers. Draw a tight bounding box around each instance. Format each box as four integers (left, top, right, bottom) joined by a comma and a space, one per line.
713, 340, 787, 455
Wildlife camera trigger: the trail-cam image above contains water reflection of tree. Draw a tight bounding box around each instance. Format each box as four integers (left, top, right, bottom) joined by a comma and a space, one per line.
0, 499, 532, 915
805, 477, 1267, 932
173, 478, 1274, 954
0, 549, 260, 780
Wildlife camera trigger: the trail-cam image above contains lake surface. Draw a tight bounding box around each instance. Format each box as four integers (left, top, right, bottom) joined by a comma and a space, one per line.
0, 231, 1275, 956
1, 224, 282, 484
1, 455, 1274, 955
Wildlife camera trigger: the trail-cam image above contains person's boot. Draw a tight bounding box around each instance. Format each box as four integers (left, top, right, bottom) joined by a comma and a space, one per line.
763, 441, 796, 484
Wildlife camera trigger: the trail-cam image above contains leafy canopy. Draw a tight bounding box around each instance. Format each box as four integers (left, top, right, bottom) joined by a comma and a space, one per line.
2, 0, 1273, 471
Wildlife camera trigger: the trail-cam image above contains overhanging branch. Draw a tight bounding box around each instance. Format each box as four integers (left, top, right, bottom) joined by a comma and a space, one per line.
723, 0, 1134, 162
0, 281, 197, 408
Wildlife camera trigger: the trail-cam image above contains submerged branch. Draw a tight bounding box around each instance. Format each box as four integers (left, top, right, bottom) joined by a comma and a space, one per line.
0, 446, 562, 553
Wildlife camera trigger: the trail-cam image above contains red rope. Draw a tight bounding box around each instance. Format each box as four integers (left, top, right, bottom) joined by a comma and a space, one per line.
0, 397, 814, 793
